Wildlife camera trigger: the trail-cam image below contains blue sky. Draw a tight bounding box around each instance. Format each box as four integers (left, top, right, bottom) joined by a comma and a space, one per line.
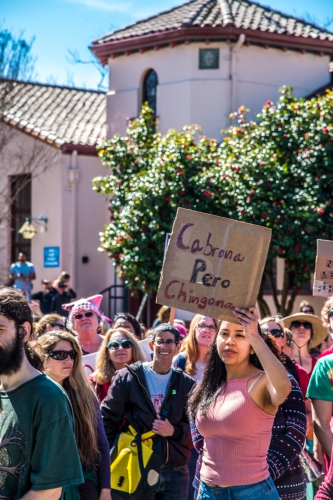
3, 0, 333, 90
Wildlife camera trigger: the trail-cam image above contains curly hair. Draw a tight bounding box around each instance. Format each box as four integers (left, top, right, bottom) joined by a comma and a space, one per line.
321, 296, 333, 329
93, 327, 145, 385
180, 314, 218, 376
35, 331, 99, 470
33, 314, 65, 338
260, 314, 285, 332
187, 324, 282, 417
0, 287, 40, 369
113, 312, 142, 339
0, 286, 32, 332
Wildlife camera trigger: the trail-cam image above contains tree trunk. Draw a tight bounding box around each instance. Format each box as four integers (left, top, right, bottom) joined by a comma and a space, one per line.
257, 279, 271, 318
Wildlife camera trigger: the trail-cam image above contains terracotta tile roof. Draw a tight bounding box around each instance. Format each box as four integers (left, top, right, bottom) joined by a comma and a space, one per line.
93, 0, 333, 45
2, 80, 106, 150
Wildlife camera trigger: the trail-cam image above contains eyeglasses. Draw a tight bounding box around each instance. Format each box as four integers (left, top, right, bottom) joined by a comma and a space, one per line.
73, 311, 94, 320
153, 339, 178, 346
108, 339, 133, 350
48, 350, 76, 360
196, 324, 216, 331
291, 321, 312, 329
269, 329, 285, 338
328, 311, 333, 319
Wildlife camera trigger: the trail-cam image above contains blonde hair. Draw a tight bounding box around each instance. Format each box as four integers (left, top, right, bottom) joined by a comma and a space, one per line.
33, 314, 65, 338
93, 327, 145, 385
260, 315, 285, 332
321, 296, 333, 329
180, 314, 218, 376
36, 331, 99, 470
157, 305, 170, 323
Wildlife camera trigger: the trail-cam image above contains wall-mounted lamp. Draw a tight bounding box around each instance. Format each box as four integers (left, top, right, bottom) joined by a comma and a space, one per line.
18, 215, 48, 239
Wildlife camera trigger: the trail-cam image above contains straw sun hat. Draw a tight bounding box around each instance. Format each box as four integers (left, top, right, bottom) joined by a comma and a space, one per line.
283, 313, 327, 348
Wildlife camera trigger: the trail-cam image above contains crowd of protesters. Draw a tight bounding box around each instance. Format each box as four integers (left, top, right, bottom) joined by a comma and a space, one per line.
2, 276, 333, 500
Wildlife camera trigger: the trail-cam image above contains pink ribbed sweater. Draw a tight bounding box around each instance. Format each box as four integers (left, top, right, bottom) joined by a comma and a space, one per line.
196, 372, 274, 486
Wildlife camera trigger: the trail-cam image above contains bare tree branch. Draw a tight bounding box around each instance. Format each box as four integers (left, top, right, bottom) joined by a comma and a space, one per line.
66, 48, 108, 90
303, 11, 333, 30
0, 29, 58, 281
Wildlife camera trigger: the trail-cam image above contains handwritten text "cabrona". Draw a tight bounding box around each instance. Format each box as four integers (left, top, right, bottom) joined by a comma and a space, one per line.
176, 223, 245, 262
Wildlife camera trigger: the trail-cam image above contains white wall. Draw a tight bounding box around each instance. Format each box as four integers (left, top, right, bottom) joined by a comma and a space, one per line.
107, 42, 330, 139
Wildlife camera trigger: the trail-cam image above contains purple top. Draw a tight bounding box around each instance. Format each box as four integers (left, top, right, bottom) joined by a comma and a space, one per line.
96, 402, 111, 489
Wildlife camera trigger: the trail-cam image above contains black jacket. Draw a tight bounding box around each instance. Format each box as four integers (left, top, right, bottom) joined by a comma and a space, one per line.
101, 361, 195, 466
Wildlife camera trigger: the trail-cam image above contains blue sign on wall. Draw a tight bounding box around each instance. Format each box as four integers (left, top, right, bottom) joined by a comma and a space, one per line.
44, 247, 60, 268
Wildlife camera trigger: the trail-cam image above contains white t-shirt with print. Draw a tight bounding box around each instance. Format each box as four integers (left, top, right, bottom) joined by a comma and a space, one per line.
142, 362, 172, 414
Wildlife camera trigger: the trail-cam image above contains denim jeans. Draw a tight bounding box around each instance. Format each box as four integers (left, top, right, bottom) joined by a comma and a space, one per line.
150, 464, 189, 500
198, 477, 279, 500
188, 448, 199, 500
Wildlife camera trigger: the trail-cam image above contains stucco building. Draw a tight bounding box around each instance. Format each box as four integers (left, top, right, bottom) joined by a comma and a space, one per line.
91, 0, 333, 141
0, 80, 115, 305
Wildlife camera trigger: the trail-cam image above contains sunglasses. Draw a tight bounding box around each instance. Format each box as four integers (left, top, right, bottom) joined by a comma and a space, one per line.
73, 311, 94, 320
108, 339, 133, 350
328, 311, 333, 319
48, 350, 76, 361
291, 321, 312, 329
52, 323, 66, 329
269, 329, 284, 338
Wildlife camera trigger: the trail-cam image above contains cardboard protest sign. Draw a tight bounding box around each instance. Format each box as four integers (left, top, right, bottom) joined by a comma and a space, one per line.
156, 208, 272, 322
313, 240, 333, 297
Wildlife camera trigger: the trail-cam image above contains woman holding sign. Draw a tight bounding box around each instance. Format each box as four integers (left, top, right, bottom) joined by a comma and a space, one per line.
188, 306, 291, 500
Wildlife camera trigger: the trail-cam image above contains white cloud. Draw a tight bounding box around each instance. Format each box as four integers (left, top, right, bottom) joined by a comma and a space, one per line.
66, 0, 133, 14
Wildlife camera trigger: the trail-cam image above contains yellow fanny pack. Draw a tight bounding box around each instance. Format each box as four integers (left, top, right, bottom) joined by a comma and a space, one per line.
110, 424, 163, 500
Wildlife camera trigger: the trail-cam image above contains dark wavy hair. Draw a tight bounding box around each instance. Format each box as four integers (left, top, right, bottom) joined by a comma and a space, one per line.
113, 312, 142, 339
0, 286, 43, 368
187, 325, 282, 416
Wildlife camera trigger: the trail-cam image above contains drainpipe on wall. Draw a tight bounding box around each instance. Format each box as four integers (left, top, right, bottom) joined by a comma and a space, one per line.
229, 34, 246, 122
67, 150, 79, 290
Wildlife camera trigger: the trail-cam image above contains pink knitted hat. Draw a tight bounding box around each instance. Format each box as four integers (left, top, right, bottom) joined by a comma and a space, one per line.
62, 295, 103, 322
174, 323, 188, 338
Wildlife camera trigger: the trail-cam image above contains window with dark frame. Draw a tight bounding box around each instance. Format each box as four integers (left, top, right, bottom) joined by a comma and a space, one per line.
10, 174, 32, 263
199, 49, 219, 70
143, 69, 158, 115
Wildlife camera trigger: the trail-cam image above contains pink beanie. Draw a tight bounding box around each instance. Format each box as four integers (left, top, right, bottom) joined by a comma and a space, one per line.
174, 323, 188, 338
62, 295, 103, 322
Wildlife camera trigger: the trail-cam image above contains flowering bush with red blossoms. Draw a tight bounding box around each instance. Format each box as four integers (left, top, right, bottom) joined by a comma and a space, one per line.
94, 88, 333, 315
93, 103, 228, 294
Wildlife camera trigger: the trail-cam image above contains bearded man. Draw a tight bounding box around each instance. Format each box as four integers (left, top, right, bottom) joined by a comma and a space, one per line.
0, 287, 83, 499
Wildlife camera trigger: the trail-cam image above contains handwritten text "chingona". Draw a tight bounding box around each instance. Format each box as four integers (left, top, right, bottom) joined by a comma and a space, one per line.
164, 280, 235, 311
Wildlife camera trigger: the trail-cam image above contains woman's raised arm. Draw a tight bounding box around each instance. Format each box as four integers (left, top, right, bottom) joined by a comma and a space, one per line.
233, 307, 291, 407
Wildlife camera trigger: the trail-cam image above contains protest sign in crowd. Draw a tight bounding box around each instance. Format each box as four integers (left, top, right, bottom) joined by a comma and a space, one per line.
2, 209, 333, 500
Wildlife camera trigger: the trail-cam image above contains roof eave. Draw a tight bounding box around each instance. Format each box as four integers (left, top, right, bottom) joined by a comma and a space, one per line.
90, 26, 333, 65
2, 117, 100, 155
61, 143, 99, 155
